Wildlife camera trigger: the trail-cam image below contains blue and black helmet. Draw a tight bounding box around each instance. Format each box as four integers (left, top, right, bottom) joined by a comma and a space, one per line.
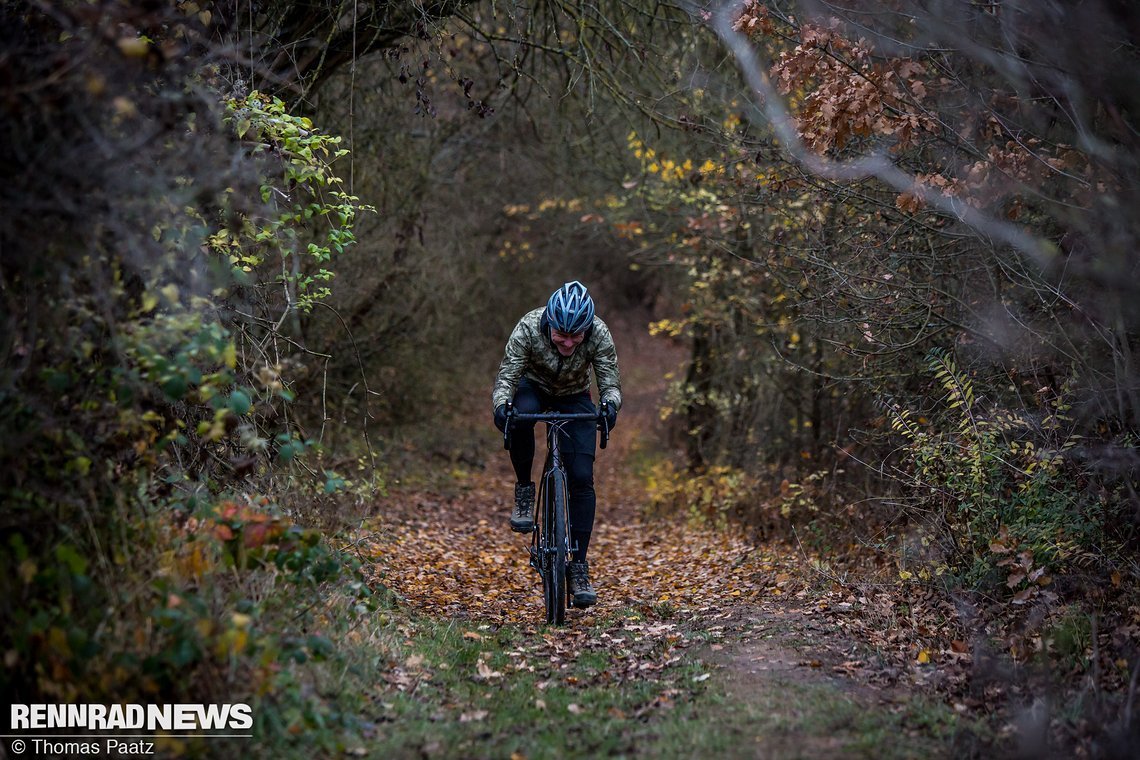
545, 281, 595, 334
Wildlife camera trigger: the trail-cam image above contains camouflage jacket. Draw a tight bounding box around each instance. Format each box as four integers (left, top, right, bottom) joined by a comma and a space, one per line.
492, 308, 622, 411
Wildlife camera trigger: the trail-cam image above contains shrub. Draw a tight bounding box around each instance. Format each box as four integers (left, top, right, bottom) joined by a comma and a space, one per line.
883, 349, 1127, 594
0, 2, 376, 723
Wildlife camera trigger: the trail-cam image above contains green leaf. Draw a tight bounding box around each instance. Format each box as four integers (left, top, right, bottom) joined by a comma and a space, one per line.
278, 443, 297, 463
323, 471, 347, 494
56, 544, 88, 576
161, 374, 188, 400
227, 390, 252, 415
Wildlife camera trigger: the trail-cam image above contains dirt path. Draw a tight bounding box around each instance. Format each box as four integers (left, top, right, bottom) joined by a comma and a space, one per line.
354, 320, 980, 758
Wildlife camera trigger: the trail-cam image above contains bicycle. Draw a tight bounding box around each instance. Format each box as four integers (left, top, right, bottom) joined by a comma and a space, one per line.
503, 403, 609, 625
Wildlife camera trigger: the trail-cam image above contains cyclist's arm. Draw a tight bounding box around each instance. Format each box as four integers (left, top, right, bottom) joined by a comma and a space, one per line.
591, 319, 622, 411
491, 317, 531, 410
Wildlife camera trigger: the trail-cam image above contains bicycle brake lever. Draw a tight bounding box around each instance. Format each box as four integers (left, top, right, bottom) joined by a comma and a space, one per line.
503, 401, 514, 450
599, 403, 609, 450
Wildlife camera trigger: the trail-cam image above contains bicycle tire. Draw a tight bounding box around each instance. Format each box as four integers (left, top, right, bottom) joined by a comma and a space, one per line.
541, 467, 569, 625
537, 468, 554, 624
552, 468, 570, 622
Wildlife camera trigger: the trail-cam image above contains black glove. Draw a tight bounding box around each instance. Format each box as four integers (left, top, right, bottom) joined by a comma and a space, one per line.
602, 402, 618, 432
494, 404, 509, 432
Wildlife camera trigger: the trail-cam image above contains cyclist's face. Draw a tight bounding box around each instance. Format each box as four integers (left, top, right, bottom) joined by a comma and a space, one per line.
551, 328, 586, 356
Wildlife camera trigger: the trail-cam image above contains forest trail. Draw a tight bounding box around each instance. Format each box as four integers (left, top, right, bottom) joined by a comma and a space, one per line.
360, 320, 769, 625
351, 322, 978, 758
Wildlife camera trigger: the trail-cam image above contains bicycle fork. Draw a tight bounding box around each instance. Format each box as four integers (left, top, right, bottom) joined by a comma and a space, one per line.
529, 533, 579, 576
528, 469, 577, 579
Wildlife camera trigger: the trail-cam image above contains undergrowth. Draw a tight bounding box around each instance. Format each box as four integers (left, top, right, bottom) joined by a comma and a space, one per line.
1, 7, 382, 748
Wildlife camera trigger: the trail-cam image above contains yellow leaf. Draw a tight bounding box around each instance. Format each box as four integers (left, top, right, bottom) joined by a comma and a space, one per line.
179, 543, 212, 578
117, 37, 149, 57
18, 559, 37, 584
48, 627, 72, 657
232, 628, 249, 654
917, 650, 931, 664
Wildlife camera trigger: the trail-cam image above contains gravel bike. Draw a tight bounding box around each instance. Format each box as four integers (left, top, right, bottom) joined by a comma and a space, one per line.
503, 403, 609, 625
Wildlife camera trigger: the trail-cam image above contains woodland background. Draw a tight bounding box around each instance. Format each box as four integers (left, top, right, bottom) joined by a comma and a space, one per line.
1, 0, 1138, 756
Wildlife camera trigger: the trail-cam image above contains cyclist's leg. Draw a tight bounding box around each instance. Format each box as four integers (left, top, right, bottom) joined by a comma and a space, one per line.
565, 452, 595, 563
554, 391, 598, 564
507, 379, 545, 532
508, 378, 543, 483
564, 447, 599, 607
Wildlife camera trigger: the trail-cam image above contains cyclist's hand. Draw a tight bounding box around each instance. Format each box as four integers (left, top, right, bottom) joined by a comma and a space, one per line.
603, 403, 618, 432
494, 404, 509, 432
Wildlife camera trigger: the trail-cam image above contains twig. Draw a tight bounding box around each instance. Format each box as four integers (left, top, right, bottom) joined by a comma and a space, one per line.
791, 523, 849, 588
709, 1, 1053, 269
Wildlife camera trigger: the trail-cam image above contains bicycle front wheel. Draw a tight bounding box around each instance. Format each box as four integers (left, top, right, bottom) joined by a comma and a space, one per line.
542, 468, 569, 625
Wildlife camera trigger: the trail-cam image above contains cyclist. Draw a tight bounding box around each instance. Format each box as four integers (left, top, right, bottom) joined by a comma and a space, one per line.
492, 281, 621, 608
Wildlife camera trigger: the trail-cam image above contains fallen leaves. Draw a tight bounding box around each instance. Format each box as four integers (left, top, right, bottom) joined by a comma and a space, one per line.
361, 486, 776, 629
475, 657, 503, 681
353, 449, 810, 739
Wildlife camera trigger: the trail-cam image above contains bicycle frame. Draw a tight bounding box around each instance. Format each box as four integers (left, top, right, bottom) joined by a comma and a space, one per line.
503, 407, 608, 624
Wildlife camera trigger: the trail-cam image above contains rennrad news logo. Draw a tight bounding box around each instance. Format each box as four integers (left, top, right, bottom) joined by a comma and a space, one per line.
10, 702, 253, 731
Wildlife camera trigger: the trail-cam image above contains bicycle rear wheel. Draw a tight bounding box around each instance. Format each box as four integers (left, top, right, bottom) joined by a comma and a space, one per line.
541, 468, 569, 625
